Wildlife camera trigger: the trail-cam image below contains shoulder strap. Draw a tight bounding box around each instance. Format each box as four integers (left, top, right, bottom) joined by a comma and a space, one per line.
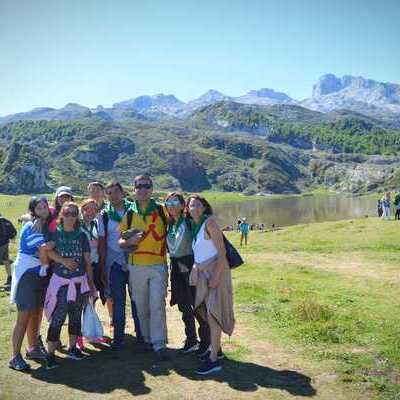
102, 211, 109, 239
127, 209, 133, 229
156, 204, 167, 227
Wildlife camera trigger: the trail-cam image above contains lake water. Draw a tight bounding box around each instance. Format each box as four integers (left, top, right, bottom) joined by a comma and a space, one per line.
211, 195, 378, 229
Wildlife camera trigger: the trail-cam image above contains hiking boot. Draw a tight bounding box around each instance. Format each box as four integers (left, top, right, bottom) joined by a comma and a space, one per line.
195, 358, 222, 375
154, 348, 170, 362
199, 349, 225, 362
8, 354, 31, 371
45, 354, 59, 370
37, 335, 47, 354
55, 340, 66, 352
66, 347, 86, 360
181, 339, 199, 354
110, 339, 124, 351
76, 336, 85, 351
196, 343, 210, 358
26, 346, 47, 360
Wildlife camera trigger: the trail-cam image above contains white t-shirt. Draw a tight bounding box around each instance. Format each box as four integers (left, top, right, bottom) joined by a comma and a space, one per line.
98, 211, 124, 253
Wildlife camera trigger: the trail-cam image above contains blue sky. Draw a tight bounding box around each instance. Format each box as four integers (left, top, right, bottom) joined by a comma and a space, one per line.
1, 0, 399, 115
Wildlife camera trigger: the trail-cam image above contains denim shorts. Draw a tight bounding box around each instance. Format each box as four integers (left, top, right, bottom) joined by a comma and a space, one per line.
15, 270, 49, 311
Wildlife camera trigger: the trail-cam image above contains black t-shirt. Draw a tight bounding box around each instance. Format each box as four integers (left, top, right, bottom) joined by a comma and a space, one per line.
50, 227, 90, 278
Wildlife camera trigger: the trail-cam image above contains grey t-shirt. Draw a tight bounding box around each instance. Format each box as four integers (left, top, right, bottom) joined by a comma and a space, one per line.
167, 219, 193, 259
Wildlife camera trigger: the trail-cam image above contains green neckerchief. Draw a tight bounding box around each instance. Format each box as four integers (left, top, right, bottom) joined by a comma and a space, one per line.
191, 214, 209, 241
56, 225, 81, 240
105, 199, 132, 222
131, 198, 158, 222
167, 215, 185, 239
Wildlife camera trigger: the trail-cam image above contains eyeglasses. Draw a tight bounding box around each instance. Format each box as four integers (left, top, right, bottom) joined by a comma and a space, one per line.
63, 210, 79, 217
135, 183, 152, 190
189, 203, 204, 209
165, 199, 182, 207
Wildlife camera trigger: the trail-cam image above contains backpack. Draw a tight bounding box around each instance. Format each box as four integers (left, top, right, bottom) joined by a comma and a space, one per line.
0, 217, 17, 242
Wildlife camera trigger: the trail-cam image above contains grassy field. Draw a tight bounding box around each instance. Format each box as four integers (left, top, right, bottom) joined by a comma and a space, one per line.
0, 195, 399, 399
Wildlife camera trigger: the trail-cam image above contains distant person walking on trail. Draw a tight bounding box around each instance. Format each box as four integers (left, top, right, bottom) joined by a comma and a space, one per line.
165, 192, 210, 355
377, 199, 383, 217
239, 217, 250, 246
381, 192, 391, 220
394, 191, 400, 220
236, 218, 242, 232
0, 212, 17, 290
188, 194, 235, 375
119, 175, 169, 362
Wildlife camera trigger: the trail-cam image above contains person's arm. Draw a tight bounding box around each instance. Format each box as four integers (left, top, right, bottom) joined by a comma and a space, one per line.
118, 215, 144, 248
47, 249, 78, 271
97, 215, 107, 286
206, 218, 227, 289
83, 251, 96, 293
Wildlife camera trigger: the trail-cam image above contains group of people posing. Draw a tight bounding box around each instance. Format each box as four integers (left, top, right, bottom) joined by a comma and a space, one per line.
8, 175, 235, 376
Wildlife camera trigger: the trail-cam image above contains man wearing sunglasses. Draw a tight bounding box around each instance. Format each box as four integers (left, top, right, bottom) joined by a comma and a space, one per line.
119, 175, 169, 361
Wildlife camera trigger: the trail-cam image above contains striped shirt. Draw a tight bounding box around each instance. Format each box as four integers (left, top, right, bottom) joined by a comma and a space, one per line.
19, 221, 46, 257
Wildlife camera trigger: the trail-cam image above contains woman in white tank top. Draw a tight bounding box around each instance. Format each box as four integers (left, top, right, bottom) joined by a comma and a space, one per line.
188, 195, 235, 376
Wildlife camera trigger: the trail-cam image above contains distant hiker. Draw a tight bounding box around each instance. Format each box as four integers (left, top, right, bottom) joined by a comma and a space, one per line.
44, 202, 95, 369
119, 175, 169, 361
236, 218, 242, 232
0, 212, 17, 290
9, 197, 53, 371
381, 192, 391, 220
98, 181, 142, 349
377, 199, 383, 217
239, 217, 250, 246
188, 194, 234, 375
165, 192, 210, 355
394, 191, 400, 220
88, 181, 106, 211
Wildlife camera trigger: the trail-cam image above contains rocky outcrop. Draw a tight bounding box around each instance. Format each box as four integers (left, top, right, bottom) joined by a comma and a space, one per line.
73, 136, 135, 170
0, 142, 48, 193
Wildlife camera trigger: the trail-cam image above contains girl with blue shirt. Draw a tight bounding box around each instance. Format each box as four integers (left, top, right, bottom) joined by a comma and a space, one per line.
9, 197, 54, 371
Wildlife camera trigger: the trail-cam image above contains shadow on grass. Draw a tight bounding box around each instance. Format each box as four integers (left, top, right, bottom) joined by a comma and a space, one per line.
30, 336, 316, 397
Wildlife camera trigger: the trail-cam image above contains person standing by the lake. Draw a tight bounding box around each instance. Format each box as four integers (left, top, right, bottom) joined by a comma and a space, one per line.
394, 191, 400, 220
119, 175, 169, 361
381, 192, 391, 220
165, 192, 210, 355
188, 194, 235, 375
239, 217, 250, 246
0, 212, 17, 290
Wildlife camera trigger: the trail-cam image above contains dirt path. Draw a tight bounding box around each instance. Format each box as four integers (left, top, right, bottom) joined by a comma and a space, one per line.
246, 252, 400, 283
0, 294, 371, 400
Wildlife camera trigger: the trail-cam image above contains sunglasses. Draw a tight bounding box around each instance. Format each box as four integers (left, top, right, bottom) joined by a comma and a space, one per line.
63, 210, 79, 217
165, 199, 182, 207
135, 183, 152, 190
189, 202, 204, 209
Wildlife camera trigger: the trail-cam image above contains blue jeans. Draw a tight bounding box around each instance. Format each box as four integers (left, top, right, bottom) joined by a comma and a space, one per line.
109, 262, 141, 342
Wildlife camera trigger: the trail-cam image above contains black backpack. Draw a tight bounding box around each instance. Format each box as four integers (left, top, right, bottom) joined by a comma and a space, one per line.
0, 217, 17, 242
